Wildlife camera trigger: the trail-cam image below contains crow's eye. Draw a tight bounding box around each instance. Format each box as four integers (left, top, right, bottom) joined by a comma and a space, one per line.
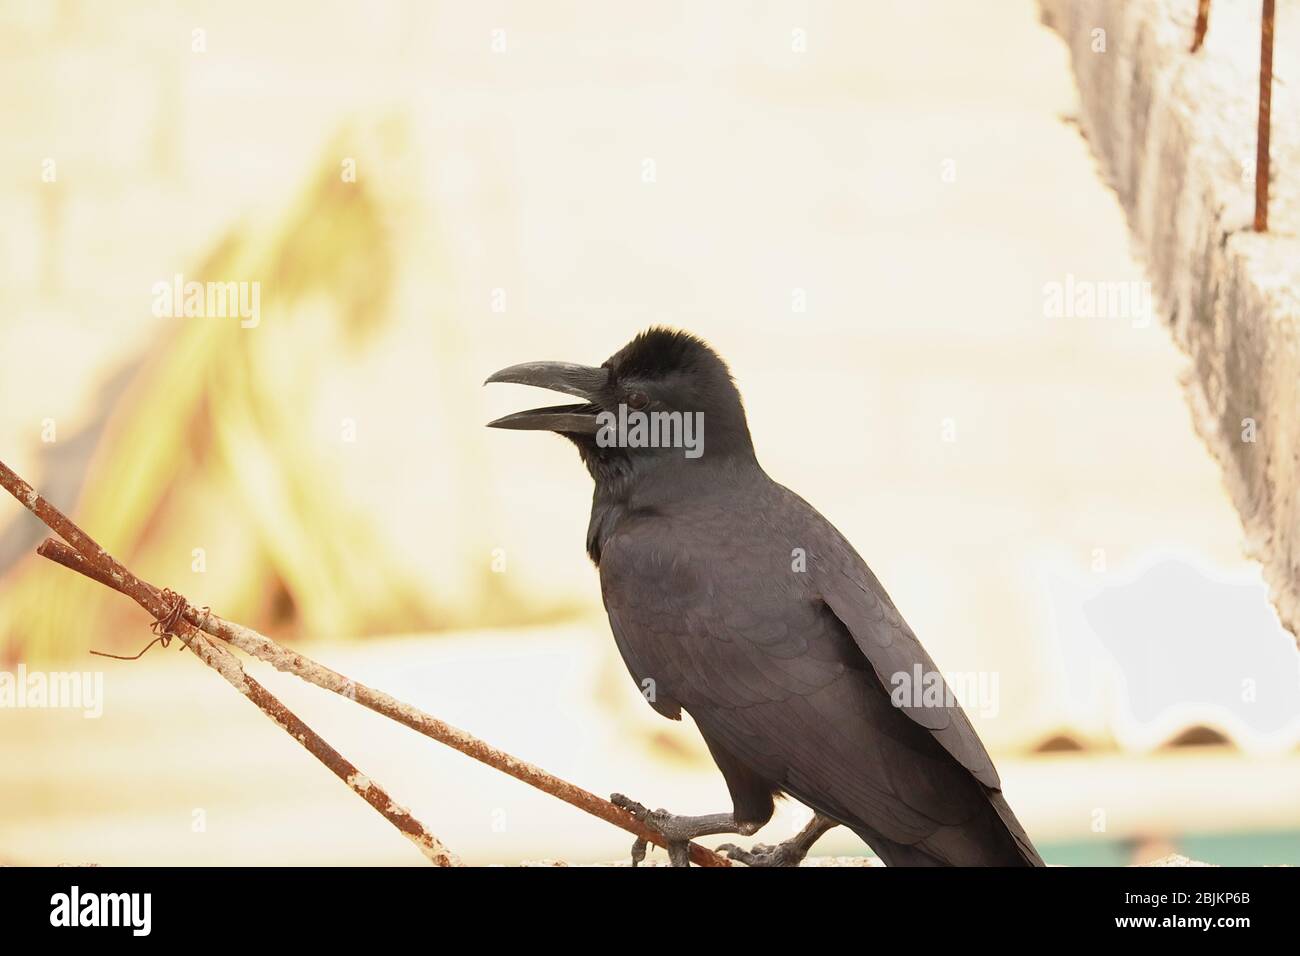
626, 391, 649, 410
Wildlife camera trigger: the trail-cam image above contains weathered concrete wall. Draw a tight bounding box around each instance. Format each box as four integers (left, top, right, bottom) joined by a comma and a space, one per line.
1041, 0, 1300, 641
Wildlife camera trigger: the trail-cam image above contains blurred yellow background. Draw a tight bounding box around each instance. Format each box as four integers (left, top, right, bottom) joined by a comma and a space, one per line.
1, 0, 1297, 865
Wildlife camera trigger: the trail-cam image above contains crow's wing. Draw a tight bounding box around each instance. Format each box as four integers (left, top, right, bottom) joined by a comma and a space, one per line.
798, 508, 1001, 788
598, 489, 1017, 852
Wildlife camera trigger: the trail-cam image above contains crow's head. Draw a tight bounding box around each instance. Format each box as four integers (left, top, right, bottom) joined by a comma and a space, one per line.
485, 327, 755, 477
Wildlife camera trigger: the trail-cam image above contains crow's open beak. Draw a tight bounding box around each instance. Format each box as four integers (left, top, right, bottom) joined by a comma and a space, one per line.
484, 361, 610, 433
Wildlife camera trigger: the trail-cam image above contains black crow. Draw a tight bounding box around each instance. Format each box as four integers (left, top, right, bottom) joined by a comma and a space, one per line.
486, 328, 1043, 867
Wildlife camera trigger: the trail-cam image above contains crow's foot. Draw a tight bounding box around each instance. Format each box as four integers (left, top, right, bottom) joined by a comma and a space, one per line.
719, 812, 837, 867
717, 840, 801, 867
611, 792, 759, 867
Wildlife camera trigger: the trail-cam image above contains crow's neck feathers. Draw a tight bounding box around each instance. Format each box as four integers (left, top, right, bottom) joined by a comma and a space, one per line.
568, 328, 762, 564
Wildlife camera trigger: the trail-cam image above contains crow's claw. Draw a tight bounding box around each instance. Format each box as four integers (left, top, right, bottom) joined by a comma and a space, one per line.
718, 840, 803, 867
720, 812, 838, 867
610, 791, 752, 867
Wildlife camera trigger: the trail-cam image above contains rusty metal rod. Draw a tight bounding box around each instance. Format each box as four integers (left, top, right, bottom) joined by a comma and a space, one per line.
1255, 0, 1275, 232
0, 457, 457, 866
37, 535, 732, 867
1191, 0, 1212, 52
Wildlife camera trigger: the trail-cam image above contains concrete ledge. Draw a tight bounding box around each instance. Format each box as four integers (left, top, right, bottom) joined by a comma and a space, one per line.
1041, 0, 1300, 641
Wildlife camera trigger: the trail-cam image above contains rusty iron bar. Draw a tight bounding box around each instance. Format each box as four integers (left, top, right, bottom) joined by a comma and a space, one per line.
1191, 0, 1212, 52
1189, 0, 1273, 231
1255, 0, 1275, 232
37, 536, 733, 867
0, 457, 457, 866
